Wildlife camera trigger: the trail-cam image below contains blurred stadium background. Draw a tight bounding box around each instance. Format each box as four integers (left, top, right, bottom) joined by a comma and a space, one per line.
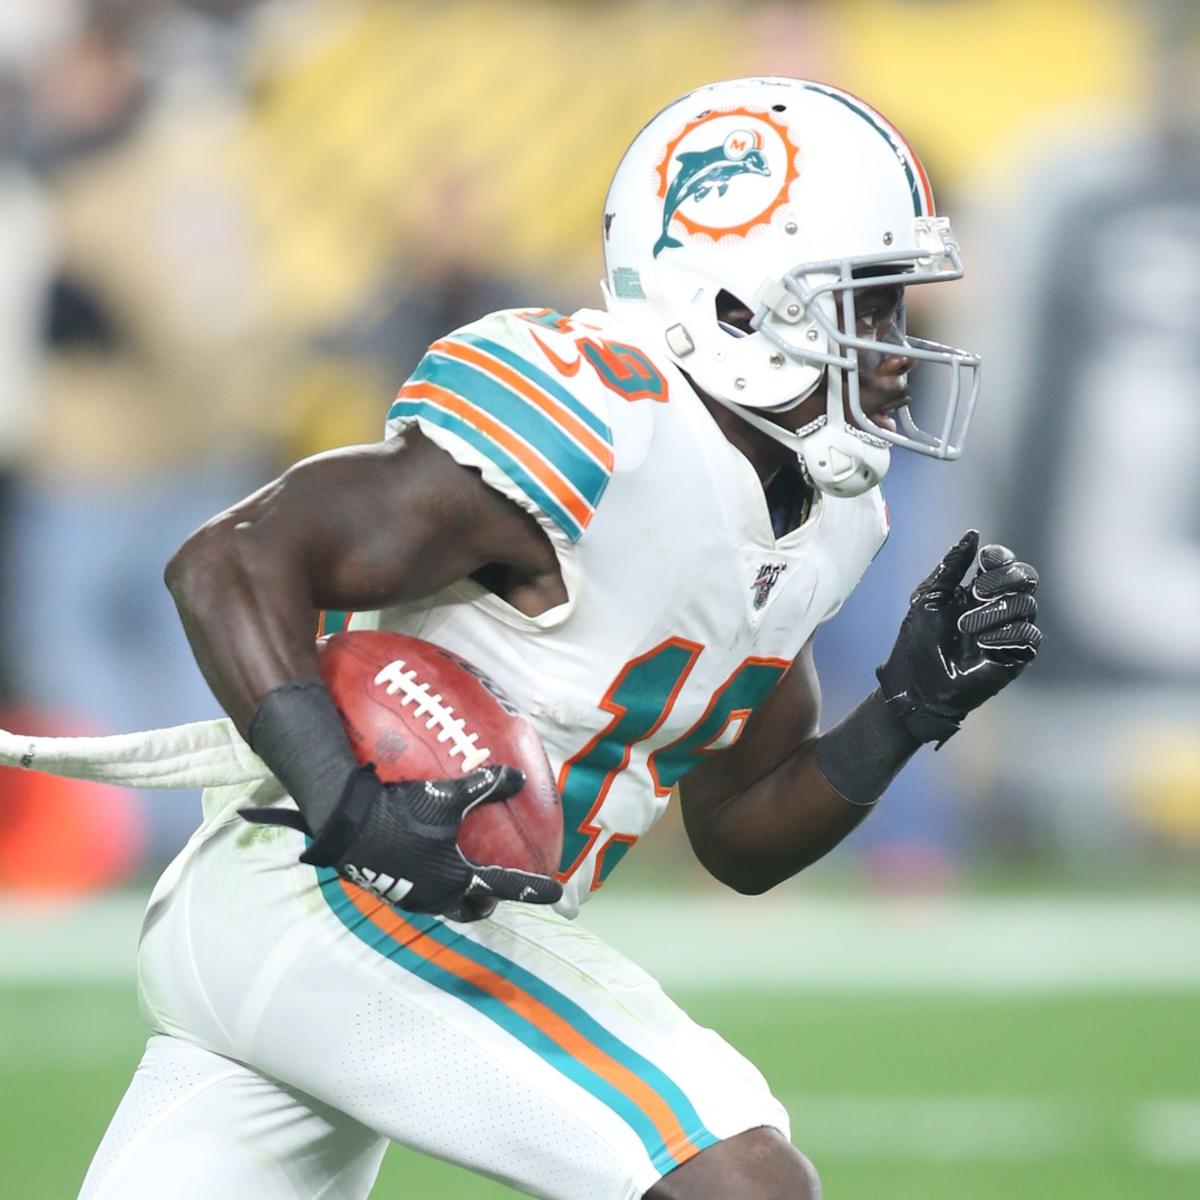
0, 0, 1196, 1195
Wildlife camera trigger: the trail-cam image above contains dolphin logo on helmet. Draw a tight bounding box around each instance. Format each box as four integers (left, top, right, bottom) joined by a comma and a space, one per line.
654, 129, 770, 257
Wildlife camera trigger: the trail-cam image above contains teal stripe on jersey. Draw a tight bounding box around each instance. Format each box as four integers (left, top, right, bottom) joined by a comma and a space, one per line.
322, 610, 350, 634
457, 332, 612, 442
802, 82, 927, 217
388, 398, 583, 540
315, 867, 720, 1173
407, 353, 610, 506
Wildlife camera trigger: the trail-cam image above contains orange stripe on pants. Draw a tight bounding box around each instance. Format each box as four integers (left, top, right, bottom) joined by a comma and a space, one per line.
340, 882, 704, 1168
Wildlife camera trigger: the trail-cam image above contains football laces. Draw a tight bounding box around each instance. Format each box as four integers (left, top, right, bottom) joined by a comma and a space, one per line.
373, 660, 491, 772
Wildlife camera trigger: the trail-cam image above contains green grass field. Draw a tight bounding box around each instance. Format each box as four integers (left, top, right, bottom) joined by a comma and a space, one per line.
2, 980, 1197, 1198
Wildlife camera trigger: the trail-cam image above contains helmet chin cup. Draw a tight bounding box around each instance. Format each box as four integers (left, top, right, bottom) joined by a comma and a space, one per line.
798, 417, 891, 497
798, 360, 891, 497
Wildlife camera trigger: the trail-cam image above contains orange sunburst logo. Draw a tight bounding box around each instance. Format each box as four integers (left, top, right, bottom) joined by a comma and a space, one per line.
653, 106, 801, 255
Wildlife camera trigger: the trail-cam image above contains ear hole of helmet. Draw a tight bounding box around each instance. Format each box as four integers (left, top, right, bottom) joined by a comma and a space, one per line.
715, 289, 755, 337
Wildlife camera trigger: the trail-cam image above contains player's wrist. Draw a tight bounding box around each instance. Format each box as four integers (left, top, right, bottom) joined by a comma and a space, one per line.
247, 678, 364, 836
874, 657, 964, 746
814, 688, 922, 807
296, 763, 383, 867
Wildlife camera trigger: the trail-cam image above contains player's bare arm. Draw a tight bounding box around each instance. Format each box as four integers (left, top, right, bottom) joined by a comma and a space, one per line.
680, 533, 1041, 895
165, 428, 562, 731
165, 428, 565, 918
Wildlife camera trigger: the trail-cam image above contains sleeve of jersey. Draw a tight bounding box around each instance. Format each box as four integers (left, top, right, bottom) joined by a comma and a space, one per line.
386, 324, 614, 545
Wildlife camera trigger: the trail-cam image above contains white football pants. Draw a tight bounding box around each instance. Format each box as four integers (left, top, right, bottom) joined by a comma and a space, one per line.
78, 797, 789, 1200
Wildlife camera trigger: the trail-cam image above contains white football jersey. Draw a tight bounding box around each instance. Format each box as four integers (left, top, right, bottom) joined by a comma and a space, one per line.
348, 306, 889, 917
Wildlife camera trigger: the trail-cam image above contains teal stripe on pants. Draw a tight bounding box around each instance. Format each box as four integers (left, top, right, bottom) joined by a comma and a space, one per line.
316, 867, 719, 1173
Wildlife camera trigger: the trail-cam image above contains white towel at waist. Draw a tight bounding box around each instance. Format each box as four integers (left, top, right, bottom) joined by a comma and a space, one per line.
0, 718, 270, 790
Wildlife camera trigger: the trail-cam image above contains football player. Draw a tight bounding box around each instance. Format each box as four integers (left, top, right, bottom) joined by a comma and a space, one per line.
55, 78, 1041, 1198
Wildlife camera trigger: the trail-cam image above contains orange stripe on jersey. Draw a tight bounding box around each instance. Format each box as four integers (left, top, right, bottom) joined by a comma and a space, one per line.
340, 882, 705, 1168
397, 380, 594, 530
429, 338, 615, 472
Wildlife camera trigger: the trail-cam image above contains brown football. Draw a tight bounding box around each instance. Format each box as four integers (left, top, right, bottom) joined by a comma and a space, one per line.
316, 630, 562, 876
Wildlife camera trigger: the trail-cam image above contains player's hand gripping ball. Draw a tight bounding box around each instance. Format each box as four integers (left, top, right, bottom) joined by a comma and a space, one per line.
240, 631, 564, 921
317, 631, 563, 881
876, 530, 1042, 745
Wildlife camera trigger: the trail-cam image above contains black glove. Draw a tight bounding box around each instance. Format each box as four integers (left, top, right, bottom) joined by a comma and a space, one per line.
876, 529, 1042, 746
242, 762, 562, 923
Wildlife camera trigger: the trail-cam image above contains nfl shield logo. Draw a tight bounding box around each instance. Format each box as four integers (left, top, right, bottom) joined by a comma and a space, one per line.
751, 562, 786, 610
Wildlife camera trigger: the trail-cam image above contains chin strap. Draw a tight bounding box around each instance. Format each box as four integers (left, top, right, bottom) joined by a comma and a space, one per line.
706, 368, 890, 498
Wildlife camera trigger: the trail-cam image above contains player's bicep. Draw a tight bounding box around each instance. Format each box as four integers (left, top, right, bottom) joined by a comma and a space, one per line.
306, 434, 546, 609
202, 430, 552, 613
165, 430, 557, 732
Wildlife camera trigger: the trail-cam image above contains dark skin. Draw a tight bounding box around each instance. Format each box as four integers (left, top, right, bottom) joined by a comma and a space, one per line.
166, 431, 567, 731
164, 284, 912, 1199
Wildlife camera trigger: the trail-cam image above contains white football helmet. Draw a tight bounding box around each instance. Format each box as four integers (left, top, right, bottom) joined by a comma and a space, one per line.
601, 77, 980, 496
